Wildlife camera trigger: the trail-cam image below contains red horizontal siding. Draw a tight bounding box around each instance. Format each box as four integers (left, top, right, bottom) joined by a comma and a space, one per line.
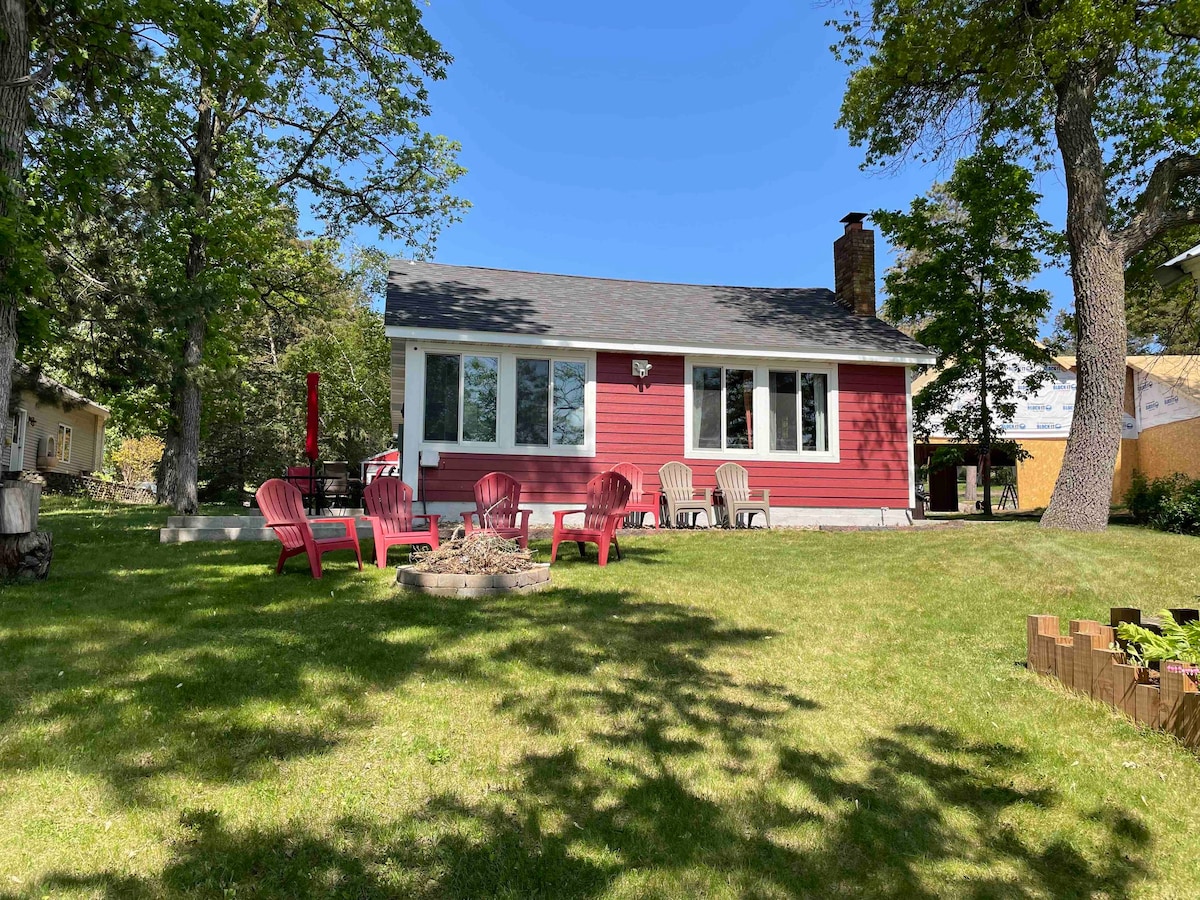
419, 352, 911, 508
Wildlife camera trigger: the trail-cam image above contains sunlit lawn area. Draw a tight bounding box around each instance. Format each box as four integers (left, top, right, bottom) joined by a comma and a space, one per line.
2, 499, 1200, 897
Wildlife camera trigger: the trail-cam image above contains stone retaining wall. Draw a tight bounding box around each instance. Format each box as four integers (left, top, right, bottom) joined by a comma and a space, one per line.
397, 563, 551, 597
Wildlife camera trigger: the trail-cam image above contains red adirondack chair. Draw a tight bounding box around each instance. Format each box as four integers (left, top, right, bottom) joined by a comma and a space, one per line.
550, 471, 632, 567
362, 476, 440, 568
460, 472, 532, 548
610, 462, 661, 529
256, 478, 362, 579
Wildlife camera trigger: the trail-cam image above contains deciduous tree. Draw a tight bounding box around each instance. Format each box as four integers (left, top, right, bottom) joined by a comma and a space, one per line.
876, 149, 1055, 515
833, 0, 1200, 531
105, 0, 465, 513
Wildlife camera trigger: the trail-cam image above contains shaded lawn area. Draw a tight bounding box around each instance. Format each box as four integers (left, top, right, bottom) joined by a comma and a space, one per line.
2, 501, 1199, 898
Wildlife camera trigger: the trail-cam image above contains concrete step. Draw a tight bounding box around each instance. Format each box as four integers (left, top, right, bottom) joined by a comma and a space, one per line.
159, 520, 376, 544
165, 510, 365, 529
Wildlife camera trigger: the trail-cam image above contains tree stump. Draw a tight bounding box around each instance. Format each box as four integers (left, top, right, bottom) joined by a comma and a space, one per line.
0, 481, 40, 533
0, 531, 53, 581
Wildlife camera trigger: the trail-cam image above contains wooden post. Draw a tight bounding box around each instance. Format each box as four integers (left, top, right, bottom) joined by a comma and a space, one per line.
1090, 647, 1120, 705
1110, 607, 1141, 628
1055, 642, 1074, 688
1134, 684, 1161, 729
1160, 663, 1199, 740
1069, 621, 1103, 692
963, 465, 977, 504
1026, 615, 1059, 673
1112, 663, 1139, 718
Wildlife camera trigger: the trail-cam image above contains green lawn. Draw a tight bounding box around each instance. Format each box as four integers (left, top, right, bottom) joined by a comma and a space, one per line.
2, 500, 1199, 898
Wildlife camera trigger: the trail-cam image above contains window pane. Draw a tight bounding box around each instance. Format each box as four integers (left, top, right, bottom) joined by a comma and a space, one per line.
769, 371, 798, 452
423, 354, 460, 442
462, 356, 498, 442
802, 372, 828, 451
725, 369, 754, 449
553, 360, 586, 446
693, 366, 722, 449
515, 358, 550, 445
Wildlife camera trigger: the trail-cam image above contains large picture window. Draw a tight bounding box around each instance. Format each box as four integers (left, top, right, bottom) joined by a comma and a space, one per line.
687, 359, 837, 460
418, 346, 593, 455
770, 370, 827, 452
515, 358, 587, 447
692, 366, 754, 451
423, 352, 500, 443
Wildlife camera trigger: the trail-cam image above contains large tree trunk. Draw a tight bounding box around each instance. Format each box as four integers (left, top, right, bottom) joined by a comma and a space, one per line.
0, 300, 14, 435
173, 311, 205, 513
158, 427, 179, 506
1041, 72, 1127, 532
170, 90, 216, 515
0, 0, 30, 451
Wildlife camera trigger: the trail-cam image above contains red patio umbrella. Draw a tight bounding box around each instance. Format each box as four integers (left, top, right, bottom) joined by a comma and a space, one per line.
305, 372, 320, 461
305, 372, 320, 514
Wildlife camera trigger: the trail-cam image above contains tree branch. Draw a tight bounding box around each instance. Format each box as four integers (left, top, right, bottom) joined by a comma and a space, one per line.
1116, 152, 1200, 258
269, 107, 346, 190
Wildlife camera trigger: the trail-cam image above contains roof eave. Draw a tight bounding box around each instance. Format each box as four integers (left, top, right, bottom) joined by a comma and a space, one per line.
384, 324, 937, 366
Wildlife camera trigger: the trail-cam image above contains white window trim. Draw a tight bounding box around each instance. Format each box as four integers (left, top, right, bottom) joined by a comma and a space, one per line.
57, 423, 73, 464
683, 357, 840, 463
407, 341, 597, 461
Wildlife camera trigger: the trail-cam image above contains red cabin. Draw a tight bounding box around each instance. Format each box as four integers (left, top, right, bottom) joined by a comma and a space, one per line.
383, 216, 935, 527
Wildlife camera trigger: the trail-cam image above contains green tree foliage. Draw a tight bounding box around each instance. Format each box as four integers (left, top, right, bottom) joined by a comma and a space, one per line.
59, 0, 467, 514
0, 0, 141, 463
832, 0, 1200, 531
1123, 227, 1200, 353
198, 248, 392, 500
876, 149, 1056, 515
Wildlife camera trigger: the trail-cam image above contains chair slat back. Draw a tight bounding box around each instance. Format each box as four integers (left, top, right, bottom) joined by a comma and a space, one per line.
322, 461, 350, 493
256, 479, 311, 550
363, 477, 415, 533
610, 462, 646, 500
474, 472, 522, 530
658, 461, 695, 501
285, 466, 315, 496
715, 462, 751, 501
584, 472, 632, 531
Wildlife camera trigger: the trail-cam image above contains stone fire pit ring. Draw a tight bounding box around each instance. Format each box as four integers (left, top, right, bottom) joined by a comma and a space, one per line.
396, 563, 551, 597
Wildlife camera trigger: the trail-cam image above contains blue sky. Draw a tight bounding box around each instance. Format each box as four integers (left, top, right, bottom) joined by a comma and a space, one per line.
347, 1, 1073, 326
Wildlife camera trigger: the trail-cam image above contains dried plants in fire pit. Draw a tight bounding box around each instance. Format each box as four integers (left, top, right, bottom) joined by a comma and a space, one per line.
411, 528, 537, 575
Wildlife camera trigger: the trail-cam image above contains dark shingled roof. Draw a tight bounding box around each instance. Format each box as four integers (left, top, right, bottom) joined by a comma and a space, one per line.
386, 261, 932, 359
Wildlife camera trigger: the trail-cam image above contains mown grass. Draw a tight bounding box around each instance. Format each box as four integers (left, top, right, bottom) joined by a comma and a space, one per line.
2, 499, 1199, 898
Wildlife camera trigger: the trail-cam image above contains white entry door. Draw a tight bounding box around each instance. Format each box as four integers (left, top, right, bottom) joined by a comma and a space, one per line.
7, 409, 26, 472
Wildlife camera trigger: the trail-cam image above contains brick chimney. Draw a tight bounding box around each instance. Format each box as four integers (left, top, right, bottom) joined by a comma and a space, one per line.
834, 212, 876, 316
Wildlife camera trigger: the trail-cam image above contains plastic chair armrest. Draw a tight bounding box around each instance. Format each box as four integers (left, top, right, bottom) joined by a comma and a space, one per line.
313, 516, 359, 537
552, 508, 584, 527
265, 516, 311, 528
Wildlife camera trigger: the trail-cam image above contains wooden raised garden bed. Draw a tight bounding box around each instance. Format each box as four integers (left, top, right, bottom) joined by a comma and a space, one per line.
1027, 609, 1200, 749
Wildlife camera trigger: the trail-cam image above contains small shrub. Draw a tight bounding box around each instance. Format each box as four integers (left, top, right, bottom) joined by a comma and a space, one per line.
1123, 470, 1200, 534
112, 435, 165, 485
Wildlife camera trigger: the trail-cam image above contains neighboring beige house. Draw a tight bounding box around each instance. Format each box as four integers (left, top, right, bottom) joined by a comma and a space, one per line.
3, 366, 110, 477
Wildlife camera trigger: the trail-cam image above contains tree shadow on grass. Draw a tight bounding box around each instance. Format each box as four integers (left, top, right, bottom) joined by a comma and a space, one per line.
15, 723, 1152, 899
2, 505, 1158, 896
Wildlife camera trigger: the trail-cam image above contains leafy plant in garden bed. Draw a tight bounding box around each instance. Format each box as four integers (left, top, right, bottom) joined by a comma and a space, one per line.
1117, 609, 1200, 668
